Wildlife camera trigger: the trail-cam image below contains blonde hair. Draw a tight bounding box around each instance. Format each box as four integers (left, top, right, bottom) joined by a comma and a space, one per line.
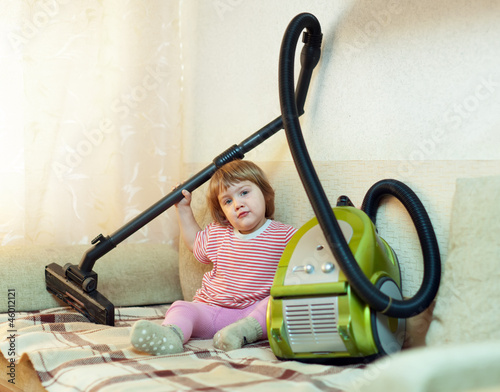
207, 160, 275, 225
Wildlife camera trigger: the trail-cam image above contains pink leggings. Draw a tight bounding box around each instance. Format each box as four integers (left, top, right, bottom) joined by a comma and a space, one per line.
162, 297, 269, 343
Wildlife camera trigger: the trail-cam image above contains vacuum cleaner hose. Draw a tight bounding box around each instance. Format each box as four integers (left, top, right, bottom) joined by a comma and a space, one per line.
278, 13, 441, 318
361, 179, 442, 317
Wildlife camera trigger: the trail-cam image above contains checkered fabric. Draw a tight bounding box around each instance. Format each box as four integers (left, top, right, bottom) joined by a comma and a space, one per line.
1, 306, 363, 392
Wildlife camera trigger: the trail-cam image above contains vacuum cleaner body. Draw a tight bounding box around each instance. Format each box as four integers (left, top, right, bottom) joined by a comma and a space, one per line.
267, 204, 406, 363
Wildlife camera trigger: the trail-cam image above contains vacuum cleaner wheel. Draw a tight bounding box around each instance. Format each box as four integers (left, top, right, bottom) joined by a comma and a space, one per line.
371, 277, 406, 355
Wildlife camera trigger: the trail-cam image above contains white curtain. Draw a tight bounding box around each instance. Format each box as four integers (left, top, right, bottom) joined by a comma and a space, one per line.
0, 0, 183, 246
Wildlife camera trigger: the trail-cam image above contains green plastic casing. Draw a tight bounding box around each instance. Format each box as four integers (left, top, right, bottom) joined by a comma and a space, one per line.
267, 206, 402, 363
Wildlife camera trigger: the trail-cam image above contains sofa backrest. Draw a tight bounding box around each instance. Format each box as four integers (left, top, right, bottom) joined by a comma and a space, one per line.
178, 159, 498, 301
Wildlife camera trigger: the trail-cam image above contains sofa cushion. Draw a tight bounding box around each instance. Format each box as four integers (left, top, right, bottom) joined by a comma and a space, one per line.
356, 340, 500, 392
0, 244, 182, 312
426, 175, 500, 345
178, 181, 213, 301
178, 160, 453, 305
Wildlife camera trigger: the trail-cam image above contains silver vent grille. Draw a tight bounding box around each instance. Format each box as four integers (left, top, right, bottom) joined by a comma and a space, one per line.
283, 297, 347, 353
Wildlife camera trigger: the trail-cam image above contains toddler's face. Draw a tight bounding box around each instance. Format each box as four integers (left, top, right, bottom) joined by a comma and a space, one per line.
218, 180, 267, 234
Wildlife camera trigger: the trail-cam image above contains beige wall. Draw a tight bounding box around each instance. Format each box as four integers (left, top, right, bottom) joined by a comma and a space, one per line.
180, 0, 500, 165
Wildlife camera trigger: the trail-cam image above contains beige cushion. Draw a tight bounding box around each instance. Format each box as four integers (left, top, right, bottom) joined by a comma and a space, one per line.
0, 244, 182, 312
356, 340, 500, 392
426, 175, 500, 345
178, 181, 213, 301
178, 160, 449, 300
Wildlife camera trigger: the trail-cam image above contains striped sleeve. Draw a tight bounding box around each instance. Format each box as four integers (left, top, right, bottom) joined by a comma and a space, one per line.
192, 223, 216, 265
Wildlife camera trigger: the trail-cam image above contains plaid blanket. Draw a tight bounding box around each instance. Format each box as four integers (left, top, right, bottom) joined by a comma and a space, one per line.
0, 305, 364, 392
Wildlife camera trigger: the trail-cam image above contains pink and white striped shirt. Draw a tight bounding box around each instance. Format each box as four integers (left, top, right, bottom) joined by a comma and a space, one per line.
192, 219, 297, 309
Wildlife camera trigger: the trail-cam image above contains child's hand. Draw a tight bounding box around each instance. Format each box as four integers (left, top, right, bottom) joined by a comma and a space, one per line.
174, 187, 192, 209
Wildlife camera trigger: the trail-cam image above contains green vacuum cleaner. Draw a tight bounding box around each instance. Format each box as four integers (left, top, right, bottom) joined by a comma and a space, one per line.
268, 197, 406, 363
267, 13, 441, 364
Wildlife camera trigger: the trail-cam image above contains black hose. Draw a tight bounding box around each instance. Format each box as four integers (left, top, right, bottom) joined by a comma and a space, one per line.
278, 13, 441, 318
361, 179, 441, 316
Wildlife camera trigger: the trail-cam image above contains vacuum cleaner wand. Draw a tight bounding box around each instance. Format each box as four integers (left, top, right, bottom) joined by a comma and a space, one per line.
45, 28, 322, 326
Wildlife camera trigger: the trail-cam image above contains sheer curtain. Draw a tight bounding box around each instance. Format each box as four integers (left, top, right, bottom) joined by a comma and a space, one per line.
0, 0, 183, 247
